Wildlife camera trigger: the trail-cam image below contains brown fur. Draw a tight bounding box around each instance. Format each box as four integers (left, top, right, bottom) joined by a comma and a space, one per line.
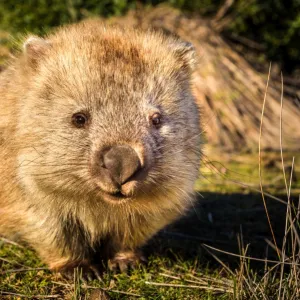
0, 21, 201, 272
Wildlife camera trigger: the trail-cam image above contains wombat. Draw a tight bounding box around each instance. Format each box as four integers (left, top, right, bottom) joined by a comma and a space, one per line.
0, 21, 201, 276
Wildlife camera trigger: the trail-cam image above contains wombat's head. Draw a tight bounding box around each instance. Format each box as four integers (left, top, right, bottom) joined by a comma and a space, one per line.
16, 22, 201, 209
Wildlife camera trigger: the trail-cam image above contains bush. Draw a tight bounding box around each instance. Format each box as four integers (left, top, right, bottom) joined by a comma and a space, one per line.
225, 0, 300, 73
0, 0, 136, 35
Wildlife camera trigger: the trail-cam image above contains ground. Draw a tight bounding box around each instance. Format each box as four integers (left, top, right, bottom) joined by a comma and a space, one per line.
1, 150, 299, 299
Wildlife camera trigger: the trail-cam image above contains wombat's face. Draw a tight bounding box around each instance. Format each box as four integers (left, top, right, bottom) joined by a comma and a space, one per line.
17, 25, 201, 206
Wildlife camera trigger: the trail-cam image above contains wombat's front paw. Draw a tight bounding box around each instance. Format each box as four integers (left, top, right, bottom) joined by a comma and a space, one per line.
56, 260, 102, 282
108, 250, 147, 273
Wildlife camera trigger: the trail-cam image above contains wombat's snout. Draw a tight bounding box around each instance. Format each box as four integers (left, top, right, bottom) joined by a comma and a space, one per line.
102, 145, 142, 185
96, 145, 143, 197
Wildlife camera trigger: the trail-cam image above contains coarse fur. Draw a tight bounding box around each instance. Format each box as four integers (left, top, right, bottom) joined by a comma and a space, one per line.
0, 20, 201, 273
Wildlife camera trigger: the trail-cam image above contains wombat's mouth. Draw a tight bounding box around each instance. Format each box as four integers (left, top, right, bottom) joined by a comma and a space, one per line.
113, 191, 127, 198
103, 191, 131, 202
99, 178, 141, 202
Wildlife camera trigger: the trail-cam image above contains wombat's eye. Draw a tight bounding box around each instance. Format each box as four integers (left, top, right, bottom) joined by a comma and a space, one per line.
151, 113, 162, 127
72, 112, 88, 128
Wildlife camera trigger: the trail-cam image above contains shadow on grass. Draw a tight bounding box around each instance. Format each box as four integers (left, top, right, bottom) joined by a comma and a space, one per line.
146, 192, 295, 271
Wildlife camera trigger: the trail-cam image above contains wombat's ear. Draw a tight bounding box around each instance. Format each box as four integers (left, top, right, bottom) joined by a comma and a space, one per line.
171, 41, 197, 72
23, 36, 51, 66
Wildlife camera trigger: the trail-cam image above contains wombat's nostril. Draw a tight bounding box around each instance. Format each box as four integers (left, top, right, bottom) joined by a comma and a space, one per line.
102, 145, 142, 185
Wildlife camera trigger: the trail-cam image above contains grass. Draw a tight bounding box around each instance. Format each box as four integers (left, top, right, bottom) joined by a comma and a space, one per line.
198, 148, 300, 195
0, 239, 232, 299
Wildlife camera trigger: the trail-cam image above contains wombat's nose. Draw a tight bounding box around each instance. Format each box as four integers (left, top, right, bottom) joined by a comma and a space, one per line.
102, 145, 142, 185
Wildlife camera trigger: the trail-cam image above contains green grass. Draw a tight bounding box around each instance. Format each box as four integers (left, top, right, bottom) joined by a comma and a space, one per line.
1, 150, 299, 299
197, 148, 300, 194
0, 242, 231, 299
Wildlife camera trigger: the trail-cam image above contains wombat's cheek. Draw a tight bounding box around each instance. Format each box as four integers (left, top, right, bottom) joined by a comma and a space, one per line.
16, 153, 40, 194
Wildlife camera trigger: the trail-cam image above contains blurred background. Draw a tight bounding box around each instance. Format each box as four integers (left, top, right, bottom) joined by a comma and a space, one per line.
1, 0, 300, 74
